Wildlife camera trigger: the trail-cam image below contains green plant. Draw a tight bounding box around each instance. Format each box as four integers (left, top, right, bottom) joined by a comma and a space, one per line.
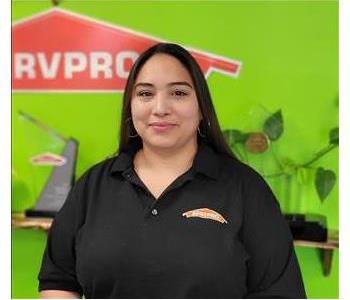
223, 109, 338, 202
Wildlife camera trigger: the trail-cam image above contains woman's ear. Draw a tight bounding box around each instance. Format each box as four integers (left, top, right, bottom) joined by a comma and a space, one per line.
199, 110, 203, 121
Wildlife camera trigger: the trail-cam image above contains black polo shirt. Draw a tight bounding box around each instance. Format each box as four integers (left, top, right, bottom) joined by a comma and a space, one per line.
38, 141, 306, 298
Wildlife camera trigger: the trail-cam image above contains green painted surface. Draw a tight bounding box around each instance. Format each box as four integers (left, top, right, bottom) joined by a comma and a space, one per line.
11, 230, 47, 299
12, 0, 338, 298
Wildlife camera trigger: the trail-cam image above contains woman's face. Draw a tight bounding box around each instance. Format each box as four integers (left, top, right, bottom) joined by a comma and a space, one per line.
130, 54, 202, 150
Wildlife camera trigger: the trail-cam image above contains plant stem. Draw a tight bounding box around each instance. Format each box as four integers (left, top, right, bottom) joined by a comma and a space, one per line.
270, 143, 283, 171
265, 143, 337, 177
301, 144, 338, 167
264, 171, 287, 178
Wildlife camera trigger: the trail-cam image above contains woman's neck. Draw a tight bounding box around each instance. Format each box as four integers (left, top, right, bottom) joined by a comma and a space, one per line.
134, 139, 198, 174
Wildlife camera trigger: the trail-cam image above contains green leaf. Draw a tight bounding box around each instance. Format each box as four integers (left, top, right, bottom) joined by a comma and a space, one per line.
222, 129, 249, 145
315, 167, 336, 202
263, 109, 284, 141
329, 127, 339, 145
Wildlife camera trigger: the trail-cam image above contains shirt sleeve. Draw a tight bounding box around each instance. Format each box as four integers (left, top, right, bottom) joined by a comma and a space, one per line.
37, 172, 88, 297
240, 167, 307, 299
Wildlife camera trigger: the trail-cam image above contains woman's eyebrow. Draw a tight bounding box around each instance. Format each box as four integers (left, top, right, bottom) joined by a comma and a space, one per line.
134, 81, 193, 89
167, 81, 193, 89
134, 82, 154, 89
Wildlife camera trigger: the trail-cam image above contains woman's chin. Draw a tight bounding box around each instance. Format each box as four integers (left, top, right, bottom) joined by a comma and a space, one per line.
143, 137, 180, 149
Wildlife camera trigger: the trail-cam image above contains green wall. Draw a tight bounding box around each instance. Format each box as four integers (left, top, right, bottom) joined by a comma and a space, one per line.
12, 0, 338, 298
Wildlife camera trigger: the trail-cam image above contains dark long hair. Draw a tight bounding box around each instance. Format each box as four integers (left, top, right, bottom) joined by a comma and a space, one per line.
118, 42, 235, 159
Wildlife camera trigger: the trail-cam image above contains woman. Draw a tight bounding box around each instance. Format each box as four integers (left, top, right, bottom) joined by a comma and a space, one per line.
38, 43, 306, 298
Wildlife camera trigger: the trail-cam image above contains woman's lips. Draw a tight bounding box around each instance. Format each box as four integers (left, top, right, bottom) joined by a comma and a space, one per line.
149, 123, 177, 132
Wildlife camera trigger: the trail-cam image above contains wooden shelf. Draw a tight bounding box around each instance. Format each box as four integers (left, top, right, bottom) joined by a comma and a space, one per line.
11, 213, 53, 232
11, 213, 339, 276
293, 229, 339, 276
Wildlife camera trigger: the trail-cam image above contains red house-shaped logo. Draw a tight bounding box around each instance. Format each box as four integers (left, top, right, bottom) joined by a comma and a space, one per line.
12, 8, 242, 92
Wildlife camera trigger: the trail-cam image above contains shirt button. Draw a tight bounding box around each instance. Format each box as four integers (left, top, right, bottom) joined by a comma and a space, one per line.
125, 173, 131, 178
151, 208, 158, 216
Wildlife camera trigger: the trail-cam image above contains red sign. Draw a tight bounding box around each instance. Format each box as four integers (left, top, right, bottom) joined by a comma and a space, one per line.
12, 8, 241, 92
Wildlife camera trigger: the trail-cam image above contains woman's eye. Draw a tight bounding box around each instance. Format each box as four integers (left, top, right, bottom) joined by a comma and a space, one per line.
172, 90, 188, 97
136, 91, 153, 97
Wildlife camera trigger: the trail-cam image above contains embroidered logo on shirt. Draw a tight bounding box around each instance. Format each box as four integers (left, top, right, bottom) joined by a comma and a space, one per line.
182, 208, 228, 224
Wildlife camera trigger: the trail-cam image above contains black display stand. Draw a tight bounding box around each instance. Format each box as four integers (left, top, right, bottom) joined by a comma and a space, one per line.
284, 213, 327, 242
18, 111, 78, 218
25, 138, 78, 218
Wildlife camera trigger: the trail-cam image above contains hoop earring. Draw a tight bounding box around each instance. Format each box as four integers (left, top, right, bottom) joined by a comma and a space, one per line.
126, 117, 139, 138
197, 127, 205, 138
197, 119, 210, 138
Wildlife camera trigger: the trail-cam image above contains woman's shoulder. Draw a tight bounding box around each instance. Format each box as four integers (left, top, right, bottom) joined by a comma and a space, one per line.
218, 155, 279, 210
218, 154, 265, 184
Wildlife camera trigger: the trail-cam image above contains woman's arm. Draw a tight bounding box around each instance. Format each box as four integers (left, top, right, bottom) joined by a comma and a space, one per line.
38, 173, 89, 297
241, 168, 306, 298
40, 289, 81, 299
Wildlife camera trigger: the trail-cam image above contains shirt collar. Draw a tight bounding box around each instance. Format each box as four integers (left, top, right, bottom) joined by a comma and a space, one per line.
110, 141, 220, 180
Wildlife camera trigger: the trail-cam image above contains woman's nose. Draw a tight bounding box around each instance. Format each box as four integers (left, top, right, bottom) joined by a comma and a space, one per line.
153, 94, 170, 116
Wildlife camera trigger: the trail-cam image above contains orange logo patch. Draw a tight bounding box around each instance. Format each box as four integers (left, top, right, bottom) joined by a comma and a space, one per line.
182, 208, 228, 224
